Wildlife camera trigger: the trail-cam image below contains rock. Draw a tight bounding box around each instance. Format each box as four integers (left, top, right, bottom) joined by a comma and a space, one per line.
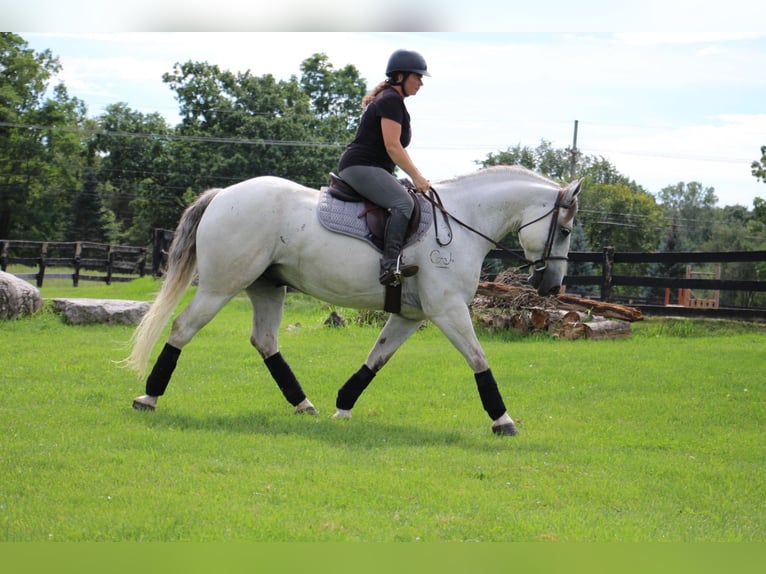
324, 310, 346, 327
0, 271, 43, 320
51, 298, 150, 325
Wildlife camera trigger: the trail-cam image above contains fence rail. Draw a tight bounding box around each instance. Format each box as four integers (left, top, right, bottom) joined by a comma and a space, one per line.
0, 240, 147, 287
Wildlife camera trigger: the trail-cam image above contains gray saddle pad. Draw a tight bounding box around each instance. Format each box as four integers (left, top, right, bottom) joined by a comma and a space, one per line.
317, 188, 434, 252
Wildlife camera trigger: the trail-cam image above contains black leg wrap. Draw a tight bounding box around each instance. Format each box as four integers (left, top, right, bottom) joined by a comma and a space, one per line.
146, 343, 181, 396
475, 369, 507, 420
336, 365, 376, 410
264, 352, 306, 407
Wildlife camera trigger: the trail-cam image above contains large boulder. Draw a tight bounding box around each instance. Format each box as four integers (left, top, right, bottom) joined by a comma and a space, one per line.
0, 271, 43, 319
51, 298, 150, 325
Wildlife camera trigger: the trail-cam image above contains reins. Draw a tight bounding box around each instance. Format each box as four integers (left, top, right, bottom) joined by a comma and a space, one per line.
420, 185, 568, 272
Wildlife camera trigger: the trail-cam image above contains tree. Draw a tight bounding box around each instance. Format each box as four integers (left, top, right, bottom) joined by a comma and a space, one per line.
296, 53, 366, 182
478, 140, 568, 177
0, 33, 87, 240
65, 168, 108, 241
298, 53, 365, 129
578, 182, 663, 253
752, 145, 766, 183
90, 102, 173, 244
162, 54, 365, 192
656, 181, 718, 246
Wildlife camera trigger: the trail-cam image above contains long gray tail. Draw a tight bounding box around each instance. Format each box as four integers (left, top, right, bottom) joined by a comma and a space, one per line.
125, 188, 223, 378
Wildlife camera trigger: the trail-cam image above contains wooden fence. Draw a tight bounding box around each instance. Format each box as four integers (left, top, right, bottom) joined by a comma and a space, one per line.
488, 248, 766, 321
0, 240, 147, 287
4, 234, 765, 321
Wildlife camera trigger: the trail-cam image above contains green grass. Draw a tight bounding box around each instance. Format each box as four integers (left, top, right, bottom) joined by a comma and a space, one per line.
1, 277, 764, 541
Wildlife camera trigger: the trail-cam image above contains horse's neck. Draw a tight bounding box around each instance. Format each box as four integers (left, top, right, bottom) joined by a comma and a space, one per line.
440, 172, 552, 242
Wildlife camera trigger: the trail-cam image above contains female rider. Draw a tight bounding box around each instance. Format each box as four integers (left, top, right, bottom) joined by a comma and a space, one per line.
338, 49, 431, 286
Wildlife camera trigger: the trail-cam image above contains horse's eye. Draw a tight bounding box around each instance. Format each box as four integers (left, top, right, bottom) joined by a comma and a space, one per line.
560, 227, 571, 237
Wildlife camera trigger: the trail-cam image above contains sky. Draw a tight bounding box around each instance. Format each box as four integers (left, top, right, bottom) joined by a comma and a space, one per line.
11, 3, 766, 208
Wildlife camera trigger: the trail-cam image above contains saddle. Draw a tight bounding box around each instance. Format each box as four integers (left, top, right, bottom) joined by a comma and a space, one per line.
326, 173, 422, 250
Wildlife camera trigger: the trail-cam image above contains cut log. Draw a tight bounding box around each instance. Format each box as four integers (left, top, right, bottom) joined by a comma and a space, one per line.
583, 320, 632, 340
557, 321, 587, 340
556, 293, 643, 322
510, 313, 529, 330
530, 308, 549, 330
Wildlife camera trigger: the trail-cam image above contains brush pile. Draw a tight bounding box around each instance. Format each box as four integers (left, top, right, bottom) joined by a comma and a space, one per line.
472, 270, 642, 340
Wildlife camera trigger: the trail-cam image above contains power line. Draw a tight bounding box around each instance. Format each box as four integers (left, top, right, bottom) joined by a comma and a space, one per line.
0, 121, 345, 149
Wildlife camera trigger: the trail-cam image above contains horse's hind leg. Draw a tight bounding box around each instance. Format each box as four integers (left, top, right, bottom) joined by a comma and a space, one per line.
132, 289, 234, 410
245, 280, 316, 415
333, 314, 423, 419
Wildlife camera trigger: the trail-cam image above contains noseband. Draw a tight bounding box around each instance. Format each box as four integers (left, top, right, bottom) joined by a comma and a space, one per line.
517, 189, 568, 272
423, 186, 569, 272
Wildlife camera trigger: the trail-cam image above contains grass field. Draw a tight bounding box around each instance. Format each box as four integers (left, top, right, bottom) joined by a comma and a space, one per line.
1, 276, 764, 542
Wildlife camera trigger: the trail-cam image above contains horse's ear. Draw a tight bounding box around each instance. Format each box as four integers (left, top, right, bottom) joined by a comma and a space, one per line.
561, 179, 582, 223
570, 179, 583, 198
563, 178, 583, 205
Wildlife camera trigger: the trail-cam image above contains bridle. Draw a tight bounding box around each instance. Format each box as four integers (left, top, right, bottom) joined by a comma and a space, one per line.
421, 186, 570, 273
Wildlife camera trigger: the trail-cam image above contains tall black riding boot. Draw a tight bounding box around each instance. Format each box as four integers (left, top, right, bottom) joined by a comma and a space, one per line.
379, 209, 419, 286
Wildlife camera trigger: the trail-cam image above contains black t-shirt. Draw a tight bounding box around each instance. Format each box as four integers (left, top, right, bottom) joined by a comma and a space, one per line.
338, 86, 411, 174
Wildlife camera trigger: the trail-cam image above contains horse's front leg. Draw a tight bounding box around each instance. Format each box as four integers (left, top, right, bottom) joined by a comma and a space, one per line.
333, 314, 423, 419
246, 281, 317, 415
429, 303, 518, 436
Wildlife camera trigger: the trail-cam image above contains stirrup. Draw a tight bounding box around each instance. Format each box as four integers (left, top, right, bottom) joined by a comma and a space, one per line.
379, 255, 418, 286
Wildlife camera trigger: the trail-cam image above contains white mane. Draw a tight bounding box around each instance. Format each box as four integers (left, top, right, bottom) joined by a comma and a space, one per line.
439, 165, 560, 188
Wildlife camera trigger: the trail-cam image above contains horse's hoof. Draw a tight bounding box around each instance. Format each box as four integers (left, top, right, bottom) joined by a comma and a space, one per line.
295, 405, 319, 415
132, 398, 156, 411
332, 409, 352, 420
492, 422, 518, 436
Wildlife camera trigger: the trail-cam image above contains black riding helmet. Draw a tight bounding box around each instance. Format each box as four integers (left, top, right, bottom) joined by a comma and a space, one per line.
386, 49, 431, 79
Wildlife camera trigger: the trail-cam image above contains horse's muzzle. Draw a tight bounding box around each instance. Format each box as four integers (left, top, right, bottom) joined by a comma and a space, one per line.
527, 270, 561, 296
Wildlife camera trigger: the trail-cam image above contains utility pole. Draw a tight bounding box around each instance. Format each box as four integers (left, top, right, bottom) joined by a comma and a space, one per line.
570, 119, 579, 180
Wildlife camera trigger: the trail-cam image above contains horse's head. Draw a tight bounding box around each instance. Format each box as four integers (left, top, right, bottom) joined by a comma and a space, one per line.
517, 178, 582, 296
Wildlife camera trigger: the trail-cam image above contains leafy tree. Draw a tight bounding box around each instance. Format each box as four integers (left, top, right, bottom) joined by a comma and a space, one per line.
298, 53, 365, 129
0, 33, 87, 240
161, 53, 365, 192
578, 181, 663, 252
89, 102, 173, 244
752, 145, 766, 183
65, 168, 108, 241
753, 197, 766, 226
296, 53, 366, 182
479, 140, 570, 178
656, 181, 718, 246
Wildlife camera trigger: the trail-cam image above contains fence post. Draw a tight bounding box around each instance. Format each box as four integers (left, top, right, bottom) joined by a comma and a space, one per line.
37, 242, 47, 287
601, 246, 614, 302
137, 247, 147, 277
153, 229, 173, 277
73, 242, 82, 287
105, 245, 114, 285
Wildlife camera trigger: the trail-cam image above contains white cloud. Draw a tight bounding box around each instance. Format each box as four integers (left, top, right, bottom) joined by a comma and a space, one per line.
616, 32, 764, 46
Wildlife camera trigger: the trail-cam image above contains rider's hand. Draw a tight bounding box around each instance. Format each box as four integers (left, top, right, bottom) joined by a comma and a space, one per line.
414, 175, 431, 193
